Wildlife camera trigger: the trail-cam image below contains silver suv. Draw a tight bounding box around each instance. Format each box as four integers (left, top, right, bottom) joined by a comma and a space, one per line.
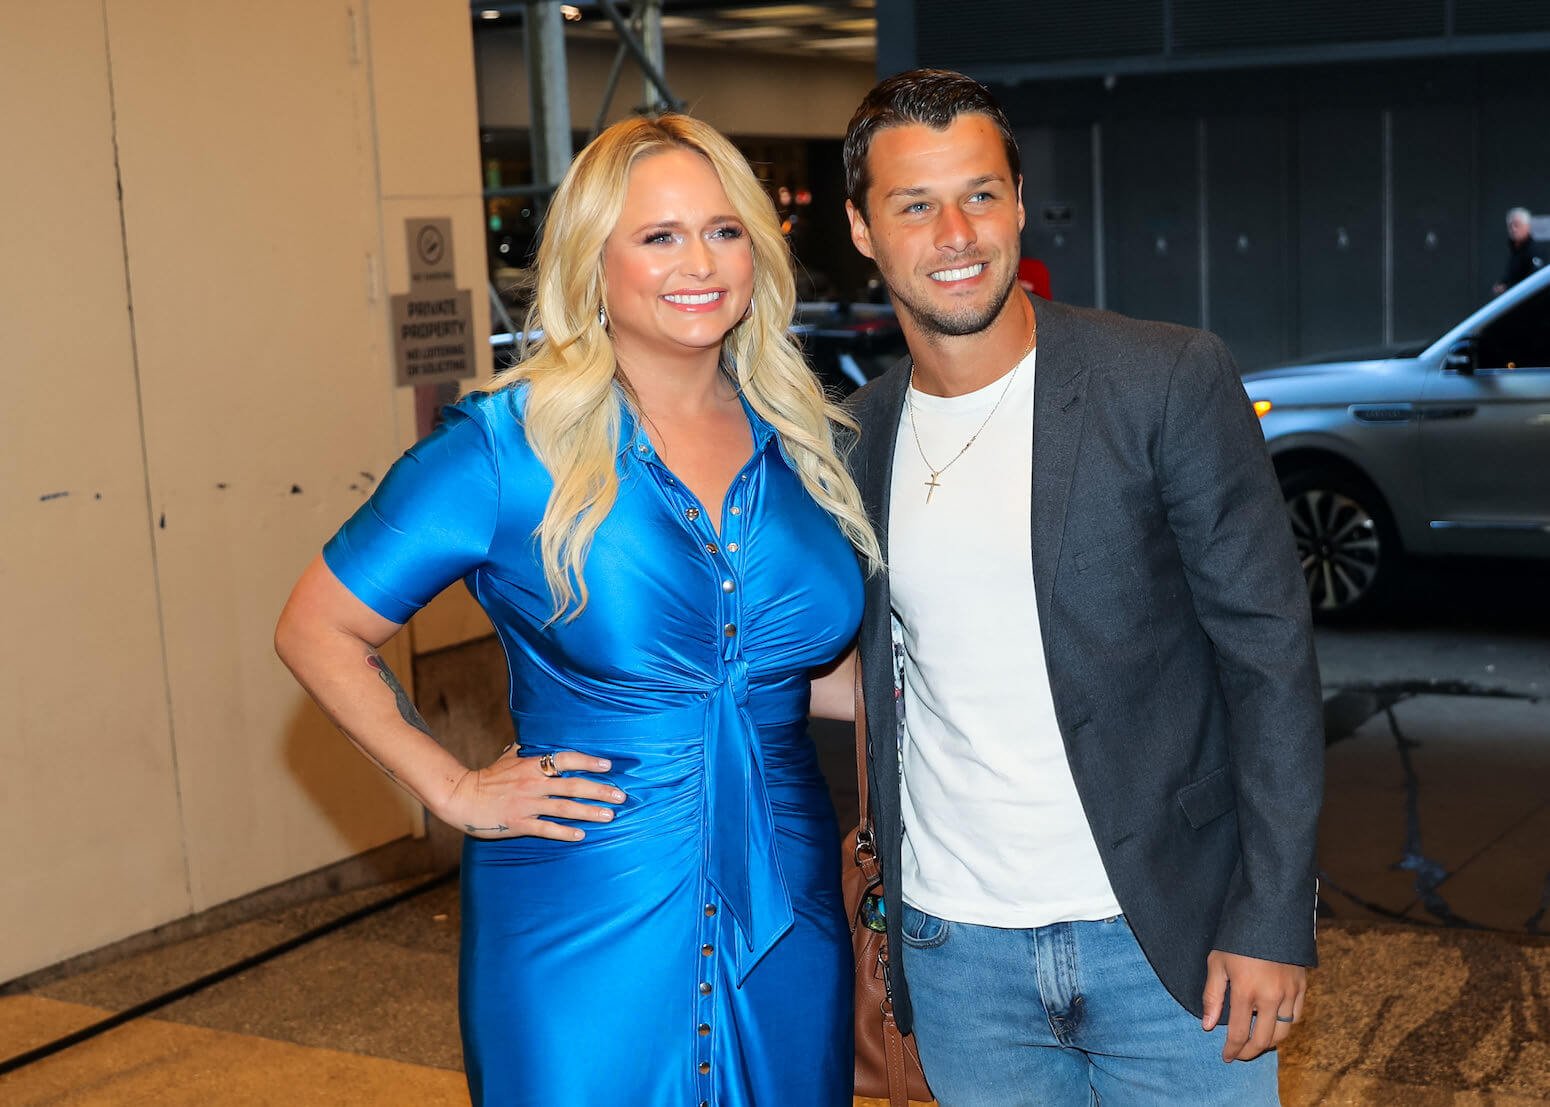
1243, 266, 1550, 619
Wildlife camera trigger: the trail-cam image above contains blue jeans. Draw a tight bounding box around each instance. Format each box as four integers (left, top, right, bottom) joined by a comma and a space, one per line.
899, 907, 1279, 1106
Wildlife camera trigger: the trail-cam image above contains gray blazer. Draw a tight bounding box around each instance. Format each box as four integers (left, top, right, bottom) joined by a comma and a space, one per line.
846, 298, 1323, 1033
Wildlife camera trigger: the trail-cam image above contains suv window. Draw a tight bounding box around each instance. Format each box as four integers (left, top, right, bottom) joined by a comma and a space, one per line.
1477, 285, 1550, 371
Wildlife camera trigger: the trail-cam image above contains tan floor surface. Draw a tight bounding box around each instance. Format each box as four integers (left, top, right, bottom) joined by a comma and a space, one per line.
0, 997, 468, 1107
6, 990, 1540, 1107
7, 904, 1548, 1105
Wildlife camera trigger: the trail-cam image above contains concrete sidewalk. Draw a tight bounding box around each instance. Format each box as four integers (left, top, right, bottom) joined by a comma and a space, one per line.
3, 874, 1547, 1105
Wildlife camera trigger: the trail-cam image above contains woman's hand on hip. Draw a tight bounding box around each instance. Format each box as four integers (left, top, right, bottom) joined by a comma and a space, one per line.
442, 747, 625, 840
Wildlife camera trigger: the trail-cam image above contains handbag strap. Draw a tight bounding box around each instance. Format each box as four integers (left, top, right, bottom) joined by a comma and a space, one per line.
884, 1008, 910, 1107
854, 659, 870, 832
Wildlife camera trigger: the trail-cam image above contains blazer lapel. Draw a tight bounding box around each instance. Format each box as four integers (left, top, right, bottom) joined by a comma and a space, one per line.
1029, 300, 1091, 621
857, 357, 911, 562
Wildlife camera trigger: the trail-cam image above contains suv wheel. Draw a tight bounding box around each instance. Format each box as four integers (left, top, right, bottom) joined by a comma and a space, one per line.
1280, 466, 1399, 620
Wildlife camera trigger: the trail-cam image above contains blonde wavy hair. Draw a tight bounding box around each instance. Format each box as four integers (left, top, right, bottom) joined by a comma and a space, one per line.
489, 113, 882, 621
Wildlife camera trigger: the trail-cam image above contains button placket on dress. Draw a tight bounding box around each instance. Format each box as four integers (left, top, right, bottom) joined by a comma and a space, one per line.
702, 469, 751, 1104
698, 472, 752, 1104
630, 419, 765, 1106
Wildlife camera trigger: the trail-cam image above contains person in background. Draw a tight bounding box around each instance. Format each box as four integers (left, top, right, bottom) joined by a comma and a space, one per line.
1493, 206, 1544, 294
275, 113, 879, 1106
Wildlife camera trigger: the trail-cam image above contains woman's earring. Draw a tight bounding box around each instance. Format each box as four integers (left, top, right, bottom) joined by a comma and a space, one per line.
598, 305, 607, 328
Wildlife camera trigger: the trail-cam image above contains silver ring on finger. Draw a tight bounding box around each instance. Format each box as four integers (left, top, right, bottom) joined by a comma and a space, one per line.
1274, 1014, 1295, 1024
538, 752, 561, 778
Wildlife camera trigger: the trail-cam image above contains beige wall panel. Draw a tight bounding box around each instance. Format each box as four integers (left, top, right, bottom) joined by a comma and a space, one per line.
0, 4, 191, 979
368, 0, 484, 198
477, 32, 876, 139
103, 0, 421, 911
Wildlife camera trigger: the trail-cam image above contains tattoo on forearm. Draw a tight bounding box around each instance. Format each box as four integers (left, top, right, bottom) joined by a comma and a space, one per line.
366, 653, 433, 736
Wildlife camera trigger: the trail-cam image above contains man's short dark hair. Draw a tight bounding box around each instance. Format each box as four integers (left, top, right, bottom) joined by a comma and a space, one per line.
843, 68, 1021, 220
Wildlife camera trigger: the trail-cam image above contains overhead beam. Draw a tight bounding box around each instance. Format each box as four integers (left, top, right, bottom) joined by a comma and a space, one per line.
522, 0, 573, 196
639, 0, 667, 113
595, 0, 685, 111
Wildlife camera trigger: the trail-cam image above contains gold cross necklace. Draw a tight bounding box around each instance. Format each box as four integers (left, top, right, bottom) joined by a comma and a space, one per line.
906, 315, 1037, 504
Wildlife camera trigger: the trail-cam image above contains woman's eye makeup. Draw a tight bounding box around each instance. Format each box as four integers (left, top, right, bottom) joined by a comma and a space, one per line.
639, 223, 744, 245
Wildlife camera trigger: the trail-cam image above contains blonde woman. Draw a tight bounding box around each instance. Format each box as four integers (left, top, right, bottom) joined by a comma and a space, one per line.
275, 114, 879, 1105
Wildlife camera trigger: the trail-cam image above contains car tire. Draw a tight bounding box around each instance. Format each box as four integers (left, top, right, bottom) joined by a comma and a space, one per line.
1279, 465, 1400, 622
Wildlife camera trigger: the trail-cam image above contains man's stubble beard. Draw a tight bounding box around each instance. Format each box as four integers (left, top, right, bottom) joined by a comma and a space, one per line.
886, 260, 1020, 339
874, 251, 1016, 334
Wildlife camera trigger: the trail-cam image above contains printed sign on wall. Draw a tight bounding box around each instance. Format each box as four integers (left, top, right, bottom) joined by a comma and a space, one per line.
392, 218, 476, 387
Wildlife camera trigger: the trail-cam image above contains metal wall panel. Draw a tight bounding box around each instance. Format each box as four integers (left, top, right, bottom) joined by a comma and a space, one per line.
1173, 0, 1443, 52
1017, 126, 1098, 307
1297, 110, 1384, 357
1456, 0, 1550, 35
1205, 115, 1291, 370
1391, 105, 1477, 345
915, 0, 1162, 67
1102, 117, 1201, 327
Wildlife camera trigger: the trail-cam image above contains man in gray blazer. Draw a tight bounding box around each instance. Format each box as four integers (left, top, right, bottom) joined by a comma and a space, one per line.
839, 69, 1323, 1104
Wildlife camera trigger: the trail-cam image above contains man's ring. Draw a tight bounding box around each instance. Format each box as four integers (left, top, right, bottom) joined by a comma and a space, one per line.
538, 753, 561, 778
1275, 1014, 1295, 1024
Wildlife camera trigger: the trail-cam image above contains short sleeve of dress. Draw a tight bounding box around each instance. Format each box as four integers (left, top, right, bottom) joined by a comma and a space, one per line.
323, 402, 498, 624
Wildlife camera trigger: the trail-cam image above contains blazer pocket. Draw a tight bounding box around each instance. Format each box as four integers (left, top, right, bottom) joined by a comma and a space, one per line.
1176, 766, 1236, 829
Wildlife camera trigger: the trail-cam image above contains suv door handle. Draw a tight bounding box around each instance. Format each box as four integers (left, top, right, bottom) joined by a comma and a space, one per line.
1418, 405, 1478, 421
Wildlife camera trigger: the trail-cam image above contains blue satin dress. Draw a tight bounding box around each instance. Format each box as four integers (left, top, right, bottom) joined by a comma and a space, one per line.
322, 387, 861, 1106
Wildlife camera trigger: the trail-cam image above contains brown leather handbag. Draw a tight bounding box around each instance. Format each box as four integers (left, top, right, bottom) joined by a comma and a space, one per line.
844, 673, 932, 1106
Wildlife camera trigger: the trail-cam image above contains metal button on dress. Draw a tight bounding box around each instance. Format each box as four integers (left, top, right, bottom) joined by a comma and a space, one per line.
699, 1061, 711, 1075
729, 506, 741, 516
726, 542, 739, 553
685, 508, 700, 521
636, 444, 648, 454
721, 579, 734, 593
701, 943, 714, 956
704, 904, 717, 916
705, 543, 719, 555
699, 981, 713, 995
723, 624, 737, 638
698, 1023, 710, 1036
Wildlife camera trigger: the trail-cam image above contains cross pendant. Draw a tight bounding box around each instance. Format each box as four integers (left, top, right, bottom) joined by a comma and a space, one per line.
924, 472, 941, 503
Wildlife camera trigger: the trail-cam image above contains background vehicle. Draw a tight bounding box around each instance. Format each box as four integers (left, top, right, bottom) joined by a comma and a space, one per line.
790, 301, 905, 397
1243, 267, 1550, 619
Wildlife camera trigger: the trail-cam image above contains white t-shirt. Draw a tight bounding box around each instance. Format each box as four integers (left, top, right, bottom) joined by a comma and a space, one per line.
889, 347, 1123, 928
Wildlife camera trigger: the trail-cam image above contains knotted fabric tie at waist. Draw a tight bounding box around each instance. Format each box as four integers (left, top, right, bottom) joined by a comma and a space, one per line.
511, 666, 798, 986
705, 660, 794, 984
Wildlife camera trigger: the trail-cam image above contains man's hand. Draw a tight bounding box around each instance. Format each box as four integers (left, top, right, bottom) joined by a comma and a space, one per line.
1201, 950, 1307, 1062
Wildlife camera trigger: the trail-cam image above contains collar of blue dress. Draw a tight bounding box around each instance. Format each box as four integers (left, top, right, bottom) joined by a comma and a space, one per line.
615, 385, 788, 471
